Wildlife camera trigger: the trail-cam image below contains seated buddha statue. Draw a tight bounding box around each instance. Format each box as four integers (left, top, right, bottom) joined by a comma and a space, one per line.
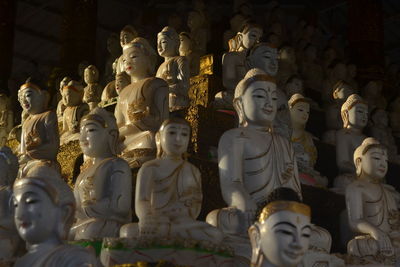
346, 137, 400, 265
60, 80, 89, 145
289, 94, 328, 187
115, 25, 138, 75
0, 147, 20, 261
56, 76, 71, 123
101, 57, 118, 104
0, 94, 13, 147
206, 69, 301, 264
179, 31, 200, 77
333, 94, 368, 192
216, 21, 263, 108
156, 27, 190, 112
13, 172, 99, 267
284, 75, 304, 98
17, 78, 60, 178
83, 65, 103, 110
121, 118, 223, 244
71, 108, 132, 240
114, 37, 169, 168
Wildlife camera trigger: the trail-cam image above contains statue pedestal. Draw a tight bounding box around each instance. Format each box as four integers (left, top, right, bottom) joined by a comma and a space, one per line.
100, 238, 234, 267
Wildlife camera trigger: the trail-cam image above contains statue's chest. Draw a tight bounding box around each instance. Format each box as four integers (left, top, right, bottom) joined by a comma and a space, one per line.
76, 165, 107, 202
157, 60, 177, 82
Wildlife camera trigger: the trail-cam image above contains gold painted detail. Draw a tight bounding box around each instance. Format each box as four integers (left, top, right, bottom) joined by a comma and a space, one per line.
127, 98, 150, 122
56, 139, 82, 187
199, 54, 213, 75
258, 201, 311, 223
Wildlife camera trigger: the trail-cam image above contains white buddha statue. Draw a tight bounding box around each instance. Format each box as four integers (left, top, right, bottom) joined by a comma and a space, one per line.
17, 78, 60, 178
71, 108, 132, 240
60, 80, 89, 145
121, 118, 223, 244
114, 37, 169, 168
333, 94, 368, 192
116, 25, 138, 74
0, 94, 13, 147
13, 173, 99, 267
346, 138, 400, 265
179, 31, 200, 76
289, 94, 328, 187
56, 76, 71, 123
0, 147, 20, 261
83, 65, 102, 110
156, 26, 190, 112
284, 75, 304, 98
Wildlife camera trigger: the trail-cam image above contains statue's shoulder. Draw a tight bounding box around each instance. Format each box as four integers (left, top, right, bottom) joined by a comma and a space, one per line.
145, 77, 168, 89
42, 110, 57, 124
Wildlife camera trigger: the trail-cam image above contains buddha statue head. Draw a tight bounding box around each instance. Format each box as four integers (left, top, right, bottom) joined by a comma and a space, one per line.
187, 10, 205, 31
248, 189, 311, 267
341, 94, 368, 129
284, 75, 304, 97
247, 43, 279, 77
234, 68, 278, 128
236, 21, 263, 50
120, 25, 138, 48
79, 107, 120, 158
229, 13, 247, 33
59, 76, 71, 93
155, 117, 191, 159
370, 108, 389, 128
179, 32, 193, 56
0, 146, 18, 187
13, 173, 76, 245
279, 46, 296, 65
84, 65, 99, 85
61, 80, 84, 107
115, 72, 131, 95
288, 94, 310, 129
157, 26, 180, 58
332, 80, 354, 102
18, 78, 49, 115
122, 37, 157, 79
354, 137, 388, 180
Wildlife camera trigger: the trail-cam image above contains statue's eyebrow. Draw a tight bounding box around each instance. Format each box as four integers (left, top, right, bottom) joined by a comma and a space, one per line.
253, 88, 268, 93
272, 221, 296, 229
302, 225, 311, 231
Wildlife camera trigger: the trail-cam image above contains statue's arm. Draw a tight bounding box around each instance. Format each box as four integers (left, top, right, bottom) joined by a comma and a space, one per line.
336, 133, 355, 172
135, 164, 153, 220
114, 100, 125, 127
218, 131, 255, 212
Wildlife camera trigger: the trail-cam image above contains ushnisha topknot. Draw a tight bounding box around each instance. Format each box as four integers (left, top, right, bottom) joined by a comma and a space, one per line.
234, 68, 276, 99
258, 200, 311, 224
341, 94, 367, 128
288, 93, 311, 109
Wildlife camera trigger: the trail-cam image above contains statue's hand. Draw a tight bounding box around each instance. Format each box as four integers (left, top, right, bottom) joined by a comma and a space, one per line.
372, 229, 394, 256
281, 163, 294, 183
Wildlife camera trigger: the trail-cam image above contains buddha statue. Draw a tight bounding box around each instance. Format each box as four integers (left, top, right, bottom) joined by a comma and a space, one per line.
208, 68, 301, 238
322, 60, 347, 104
83, 65, 102, 110
121, 118, 223, 244
276, 45, 297, 87
289, 94, 328, 187
187, 10, 208, 56
13, 173, 99, 267
101, 57, 118, 104
114, 71, 131, 96
333, 94, 368, 192
114, 37, 169, 168
156, 26, 190, 112
222, 13, 247, 50
104, 33, 121, 83
216, 21, 263, 108
389, 97, 400, 139
56, 76, 71, 123
368, 108, 400, 163
346, 138, 400, 265
116, 25, 139, 75
248, 199, 311, 267
0, 147, 20, 261
363, 80, 387, 110
18, 78, 60, 178
179, 32, 200, 76
0, 94, 13, 147
322, 80, 355, 145
60, 80, 89, 145
284, 75, 304, 98
299, 44, 323, 93
71, 108, 132, 240
322, 47, 337, 74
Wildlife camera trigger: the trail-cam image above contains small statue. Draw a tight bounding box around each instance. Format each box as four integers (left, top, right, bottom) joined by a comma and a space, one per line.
322, 60, 347, 104
179, 32, 200, 76
289, 94, 328, 187
116, 25, 139, 75
56, 76, 71, 123
0, 147, 20, 261
13, 173, 99, 267
101, 58, 119, 104
60, 80, 89, 145
187, 10, 208, 56
346, 137, 400, 265
156, 26, 190, 112
104, 33, 121, 83
71, 108, 132, 240
333, 94, 368, 192
115, 37, 169, 168
248, 197, 311, 266
0, 94, 13, 147
83, 65, 103, 110
222, 13, 247, 50
121, 118, 223, 244
363, 80, 387, 110
17, 78, 60, 178
284, 75, 304, 98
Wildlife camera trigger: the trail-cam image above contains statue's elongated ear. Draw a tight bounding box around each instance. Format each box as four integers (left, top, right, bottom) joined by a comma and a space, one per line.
355, 157, 362, 177
248, 223, 263, 266
155, 131, 162, 158
233, 97, 246, 127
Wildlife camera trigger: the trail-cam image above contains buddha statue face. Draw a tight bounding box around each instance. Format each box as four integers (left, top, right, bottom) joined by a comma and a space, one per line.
59, 77, 71, 93
249, 209, 311, 267
240, 27, 263, 50
279, 46, 296, 64
248, 45, 279, 77
158, 122, 190, 158
62, 82, 83, 107
157, 28, 179, 58
122, 45, 151, 78
18, 87, 45, 115
80, 117, 113, 158
236, 81, 278, 127
356, 145, 388, 180
179, 33, 191, 56
290, 101, 310, 126
347, 103, 368, 129
115, 73, 130, 95
285, 77, 303, 97
120, 26, 137, 48
84, 65, 99, 84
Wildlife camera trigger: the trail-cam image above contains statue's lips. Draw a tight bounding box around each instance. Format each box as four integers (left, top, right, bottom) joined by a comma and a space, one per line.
262, 108, 273, 114
80, 141, 89, 148
18, 221, 32, 229
284, 249, 303, 260
23, 102, 30, 109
